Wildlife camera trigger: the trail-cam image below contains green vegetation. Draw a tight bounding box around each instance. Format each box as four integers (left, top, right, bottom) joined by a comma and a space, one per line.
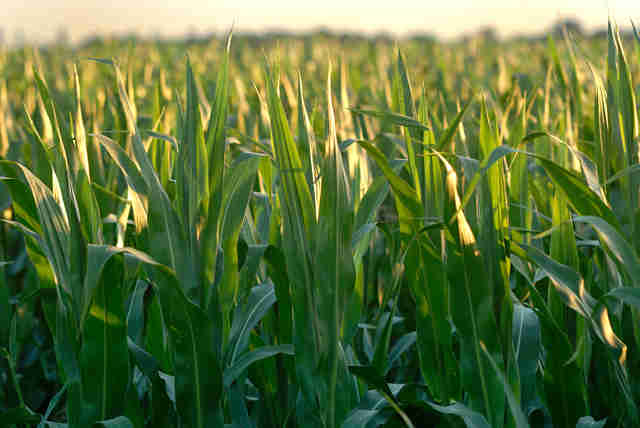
1, 20, 640, 428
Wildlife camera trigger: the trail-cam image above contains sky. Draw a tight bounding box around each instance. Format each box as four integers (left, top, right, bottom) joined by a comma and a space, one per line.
2, 0, 640, 44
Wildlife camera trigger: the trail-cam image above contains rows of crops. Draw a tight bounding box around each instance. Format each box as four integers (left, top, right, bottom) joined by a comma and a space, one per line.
1, 20, 640, 428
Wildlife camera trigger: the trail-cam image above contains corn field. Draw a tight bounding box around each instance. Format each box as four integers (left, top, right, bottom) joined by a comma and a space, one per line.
1, 20, 640, 428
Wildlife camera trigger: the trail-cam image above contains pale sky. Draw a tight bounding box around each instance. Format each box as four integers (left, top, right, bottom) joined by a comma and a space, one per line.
2, 0, 639, 44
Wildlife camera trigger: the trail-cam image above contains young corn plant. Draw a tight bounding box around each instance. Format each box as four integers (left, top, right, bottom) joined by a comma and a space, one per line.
94, 42, 289, 427
261, 60, 360, 428
1, 66, 146, 427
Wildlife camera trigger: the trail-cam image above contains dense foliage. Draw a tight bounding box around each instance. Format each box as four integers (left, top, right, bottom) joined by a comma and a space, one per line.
1, 21, 640, 428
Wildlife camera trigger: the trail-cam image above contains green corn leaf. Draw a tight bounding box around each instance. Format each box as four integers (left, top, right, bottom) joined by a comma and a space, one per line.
512, 305, 542, 417
81, 245, 150, 330
0, 172, 42, 235
575, 416, 607, 428
226, 282, 277, 366
406, 234, 458, 403
426, 402, 491, 428
175, 56, 208, 283
93, 416, 133, 428
607, 288, 640, 309
38, 384, 68, 428
80, 253, 129, 422
358, 140, 421, 233
126, 338, 175, 426
218, 153, 262, 316
349, 108, 429, 132
224, 344, 294, 387
340, 409, 385, 428
296, 72, 320, 216
479, 342, 528, 428
94, 134, 148, 235
200, 35, 232, 300
0, 161, 72, 297
348, 365, 415, 428
385, 331, 416, 374
126, 280, 148, 345
229, 382, 255, 428
435, 95, 474, 151
537, 157, 620, 230
372, 311, 395, 375
572, 216, 640, 285
354, 176, 389, 233
0, 407, 42, 426
152, 263, 224, 427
